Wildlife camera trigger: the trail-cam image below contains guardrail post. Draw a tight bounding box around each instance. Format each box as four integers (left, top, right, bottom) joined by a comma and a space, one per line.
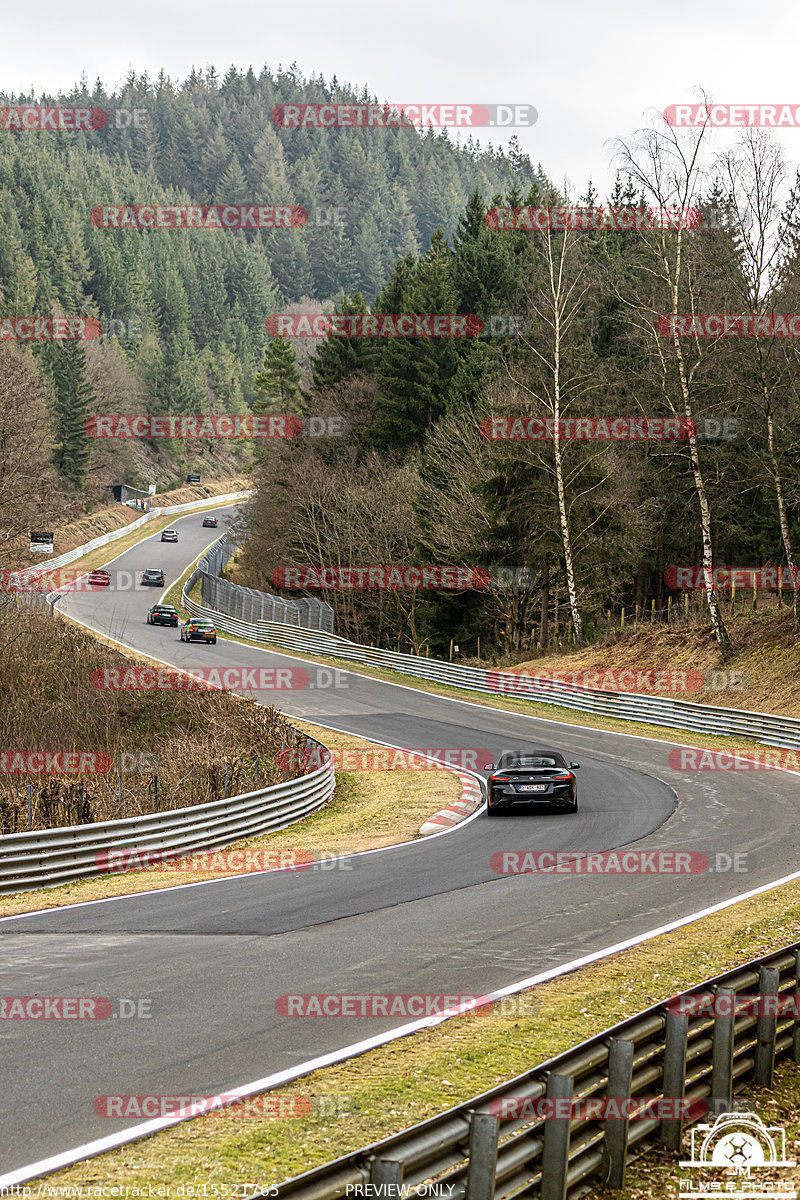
370, 1158, 403, 1197
794, 950, 800, 1064
660, 1011, 688, 1150
602, 1039, 634, 1188
465, 1111, 499, 1200
540, 1073, 573, 1200
711, 987, 735, 1113
754, 966, 780, 1087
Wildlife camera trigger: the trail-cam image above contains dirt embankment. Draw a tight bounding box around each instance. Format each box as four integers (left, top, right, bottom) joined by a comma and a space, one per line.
498, 608, 800, 718
31, 477, 251, 561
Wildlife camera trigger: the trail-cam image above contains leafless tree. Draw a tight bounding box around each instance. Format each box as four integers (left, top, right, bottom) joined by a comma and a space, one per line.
717, 128, 800, 634
612, 112, 732, 655
0, 344, 66, 566
499, 202, 617, 647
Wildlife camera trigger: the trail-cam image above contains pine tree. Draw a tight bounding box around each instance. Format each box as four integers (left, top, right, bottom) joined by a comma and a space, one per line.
306, 224, 360, 300
371, 232, 463, 453
47, 339, 94, 489
200, 127, 235, 199
247, 128, 290, 197
254, 336, 302, 414
267, 229, 314, 302
309, 292, 376, 392
218, 155, 249, 204
353, 204, 390, 299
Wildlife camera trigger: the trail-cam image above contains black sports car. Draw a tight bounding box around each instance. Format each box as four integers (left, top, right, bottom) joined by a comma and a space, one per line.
486, 749, 580, 814
147, 604, 179, 626
141, 568, 166, 587
202, 516, 218, 528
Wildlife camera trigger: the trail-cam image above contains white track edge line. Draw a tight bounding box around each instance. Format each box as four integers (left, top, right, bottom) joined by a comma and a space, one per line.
5, 861, 800, 1186
0, 707, 486, 922
15, 580, 799, 912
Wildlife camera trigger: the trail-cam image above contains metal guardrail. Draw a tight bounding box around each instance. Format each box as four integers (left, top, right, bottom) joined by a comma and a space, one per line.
273, 943, 800, 1200
0, 740, 335, 894
182, 575, 800, 751
11, 489, 253, 581
0, 488, 339, 894
187, 538, 334, 631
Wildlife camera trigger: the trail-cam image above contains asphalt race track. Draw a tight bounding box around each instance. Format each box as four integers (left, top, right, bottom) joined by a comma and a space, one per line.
2, 503, 799, 1176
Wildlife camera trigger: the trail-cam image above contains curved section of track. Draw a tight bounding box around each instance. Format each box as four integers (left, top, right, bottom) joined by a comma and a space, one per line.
2, 504, 798, 1176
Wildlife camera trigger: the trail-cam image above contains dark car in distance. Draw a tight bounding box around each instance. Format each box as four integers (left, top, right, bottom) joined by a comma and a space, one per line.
485, 749, 580, 815
141, 568, 166, 587
147, 604, 179, 626
202, 516, 218, 528
180, 618, 217, 644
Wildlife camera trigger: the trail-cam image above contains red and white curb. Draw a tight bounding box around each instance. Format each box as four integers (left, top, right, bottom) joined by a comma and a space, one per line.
419, 773, 484, 835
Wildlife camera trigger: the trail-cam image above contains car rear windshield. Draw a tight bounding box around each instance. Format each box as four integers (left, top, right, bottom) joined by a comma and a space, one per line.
497, 753, 565, 769
155, 606, 176, 612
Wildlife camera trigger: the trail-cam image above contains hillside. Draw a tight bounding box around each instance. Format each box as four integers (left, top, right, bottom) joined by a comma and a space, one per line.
506, 608, 800, 719
0, 66, 544, 543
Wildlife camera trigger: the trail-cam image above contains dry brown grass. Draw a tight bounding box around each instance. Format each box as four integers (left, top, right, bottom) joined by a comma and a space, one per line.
150, 476, 251, 508
0, 720, 460, 916
10, 476, 250, 565
501, 608, 800, 717
0, 610, 299, 833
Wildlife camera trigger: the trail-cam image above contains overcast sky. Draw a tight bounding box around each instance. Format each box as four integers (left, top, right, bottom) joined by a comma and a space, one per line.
2, 0, 800, 192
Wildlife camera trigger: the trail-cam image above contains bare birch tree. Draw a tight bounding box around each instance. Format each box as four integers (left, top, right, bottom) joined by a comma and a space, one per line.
499, 201, 612, 647
611, 114, 732, 654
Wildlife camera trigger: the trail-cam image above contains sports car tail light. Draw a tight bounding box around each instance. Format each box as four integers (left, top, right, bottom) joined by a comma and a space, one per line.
551, 774, 573, 781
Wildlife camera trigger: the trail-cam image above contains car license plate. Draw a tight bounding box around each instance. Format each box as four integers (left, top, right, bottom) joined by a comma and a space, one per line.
518, 784, 547, 792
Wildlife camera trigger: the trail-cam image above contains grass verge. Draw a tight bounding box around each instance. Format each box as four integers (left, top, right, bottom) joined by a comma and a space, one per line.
38, 868, 800, 1192
584, 1060, 800, 1198
203, 625, 786, 760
